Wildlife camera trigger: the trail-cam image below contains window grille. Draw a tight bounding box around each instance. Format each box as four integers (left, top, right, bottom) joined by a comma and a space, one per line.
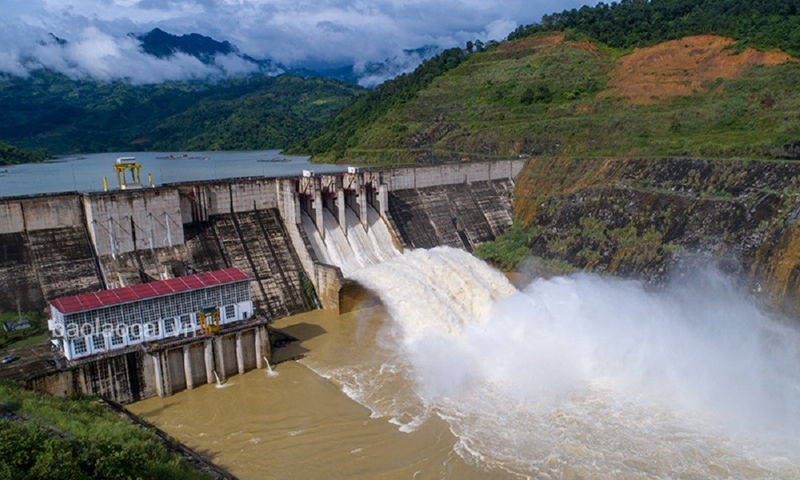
73, 337, 88, 355
146, 321, 161, 338
91, 334, 106, 352
129, 324, 142, 342
164, 317, 176, 336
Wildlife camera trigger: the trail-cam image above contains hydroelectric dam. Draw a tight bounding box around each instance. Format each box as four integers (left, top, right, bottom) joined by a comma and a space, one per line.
0, 159, 524, 404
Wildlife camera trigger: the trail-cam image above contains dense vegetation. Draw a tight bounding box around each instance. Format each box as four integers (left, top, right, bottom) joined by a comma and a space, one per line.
0, 142, 49, 166
0, 382, 208, 479
473, 223, 535, 271
508, 0, 800, 56
0, 70, 362, 155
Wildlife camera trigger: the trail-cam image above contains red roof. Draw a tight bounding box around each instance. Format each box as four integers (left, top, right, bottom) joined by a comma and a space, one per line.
50, 268, 249, 314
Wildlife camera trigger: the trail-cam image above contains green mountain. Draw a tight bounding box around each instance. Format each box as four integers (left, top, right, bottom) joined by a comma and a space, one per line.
0, 71, 362, 154
292, 0, 800, 165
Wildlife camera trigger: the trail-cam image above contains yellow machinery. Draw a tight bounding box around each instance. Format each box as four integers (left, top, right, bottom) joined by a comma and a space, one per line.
114, 157, 143, 190
197, 306, 221, 335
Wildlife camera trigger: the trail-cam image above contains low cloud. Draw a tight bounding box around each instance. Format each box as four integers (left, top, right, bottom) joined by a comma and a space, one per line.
14, 27, 259, 84
0, 0, 590, 84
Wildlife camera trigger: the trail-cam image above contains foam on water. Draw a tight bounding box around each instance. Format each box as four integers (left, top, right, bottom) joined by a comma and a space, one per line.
343, 247, 800, 478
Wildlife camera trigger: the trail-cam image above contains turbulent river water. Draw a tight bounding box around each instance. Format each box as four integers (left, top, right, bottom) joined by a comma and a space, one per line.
129, 246, 800, 479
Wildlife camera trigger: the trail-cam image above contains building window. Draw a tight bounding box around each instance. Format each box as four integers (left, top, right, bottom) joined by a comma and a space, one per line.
129, 324, 142, 343
73, 337, 88, 356
145, 321, 161, 338
225, 305, 236, 321
91, 335, 106, 352
180, 314, 192, 331
110, 334, 125, 346
164, 317, 176, 336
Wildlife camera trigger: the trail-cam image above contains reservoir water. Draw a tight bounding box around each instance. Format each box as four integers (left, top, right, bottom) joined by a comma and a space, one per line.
0, 150, 348, 198
129, 247, 800, 479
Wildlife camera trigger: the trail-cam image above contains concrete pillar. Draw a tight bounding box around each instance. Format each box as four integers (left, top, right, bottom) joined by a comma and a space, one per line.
337, 189, 346, 234
215, 336, 226, 382
106, 362, 114, 398
378, 184, 389, 220
204, 339, 214, 384
314, 189, 324, 239
236, 332, 245, 375
358, 185, 368, 229
292, 189, 302, 225
183, 345, 193, 390
255, 328, 263, 369
153, 353, 165, 398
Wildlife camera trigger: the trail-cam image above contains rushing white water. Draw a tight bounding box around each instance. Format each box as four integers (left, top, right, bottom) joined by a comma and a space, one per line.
264, 356, 278, 377
318, 246, 800, 478
213, 370, 233, 389
303, 204, 400, 275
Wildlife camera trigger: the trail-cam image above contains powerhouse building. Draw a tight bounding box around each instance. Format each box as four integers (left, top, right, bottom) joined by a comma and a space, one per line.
49, 268, 252, 360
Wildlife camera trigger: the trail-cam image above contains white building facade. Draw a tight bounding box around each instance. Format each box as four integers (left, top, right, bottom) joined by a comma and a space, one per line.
49, 268, 252, 360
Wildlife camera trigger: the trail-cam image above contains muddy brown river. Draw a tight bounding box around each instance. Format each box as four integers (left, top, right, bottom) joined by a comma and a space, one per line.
129, 307, 505, 479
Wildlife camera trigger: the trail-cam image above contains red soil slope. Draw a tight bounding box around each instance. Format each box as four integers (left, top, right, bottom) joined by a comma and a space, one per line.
603, 35, 795, 104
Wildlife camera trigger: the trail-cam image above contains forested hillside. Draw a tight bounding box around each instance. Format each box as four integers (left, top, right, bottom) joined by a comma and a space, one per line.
0, 142, 50, 166
508, 0, 800, 56
284, 47, 468, 160
0, 71, 362, 154
293, 0, 800, 164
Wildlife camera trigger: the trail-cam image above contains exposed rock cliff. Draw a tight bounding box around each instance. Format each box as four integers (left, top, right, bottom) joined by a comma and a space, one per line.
514, 157, 800, 313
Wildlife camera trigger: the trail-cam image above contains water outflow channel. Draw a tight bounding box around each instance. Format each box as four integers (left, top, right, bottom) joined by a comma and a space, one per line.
131, 210, 800, 479
302, 205, 400, 276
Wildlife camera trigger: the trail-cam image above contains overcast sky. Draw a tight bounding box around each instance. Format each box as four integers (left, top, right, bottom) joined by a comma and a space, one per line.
0, 0, 591, 84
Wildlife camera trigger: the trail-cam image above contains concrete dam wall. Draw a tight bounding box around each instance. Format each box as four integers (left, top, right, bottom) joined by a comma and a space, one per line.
1, 159, 523, 404
0, 194, 103, 312
388, 180, 514, 251
0, 161, 525, 316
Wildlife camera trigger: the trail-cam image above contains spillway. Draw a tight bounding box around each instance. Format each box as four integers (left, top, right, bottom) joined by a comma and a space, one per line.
303, 204, 400, 276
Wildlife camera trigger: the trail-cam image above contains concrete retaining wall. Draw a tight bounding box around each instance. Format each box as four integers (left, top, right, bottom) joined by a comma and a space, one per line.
83, 188, 184, 257
0, 194, 102, 312
0, 194, 83, 234
380, 159, 525, 190
388, 179, 515, 251
177, 179, 280, 219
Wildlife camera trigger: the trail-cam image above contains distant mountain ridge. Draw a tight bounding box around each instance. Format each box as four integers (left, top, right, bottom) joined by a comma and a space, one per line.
133, 28, 439, 86
0, 70, 363, 154
137, 28, 237, 60
0, 27, 444, 155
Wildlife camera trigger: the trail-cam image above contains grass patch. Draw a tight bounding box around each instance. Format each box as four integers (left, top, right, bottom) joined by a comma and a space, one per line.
0, 381, 210, 480
0, 311, 47, 352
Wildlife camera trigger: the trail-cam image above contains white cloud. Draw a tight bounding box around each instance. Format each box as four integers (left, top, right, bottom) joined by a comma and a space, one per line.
0, 0, 591, 83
